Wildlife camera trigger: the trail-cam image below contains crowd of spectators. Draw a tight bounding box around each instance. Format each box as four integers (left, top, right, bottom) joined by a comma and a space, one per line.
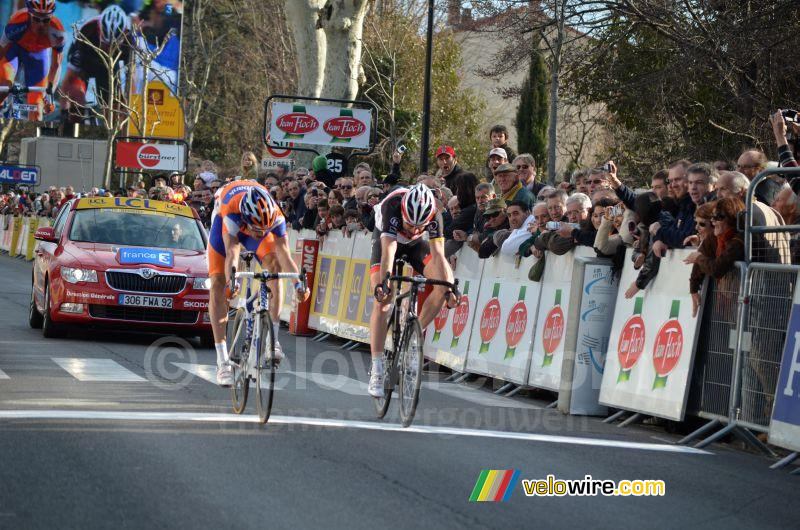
4, 111, 800, 312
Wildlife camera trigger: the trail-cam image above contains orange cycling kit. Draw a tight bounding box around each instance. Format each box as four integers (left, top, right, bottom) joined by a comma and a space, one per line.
0, 9, 65, 106
207, 180, 287, 276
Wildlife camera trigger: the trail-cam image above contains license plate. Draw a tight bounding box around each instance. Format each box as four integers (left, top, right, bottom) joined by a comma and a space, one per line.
117, 294, 173, 308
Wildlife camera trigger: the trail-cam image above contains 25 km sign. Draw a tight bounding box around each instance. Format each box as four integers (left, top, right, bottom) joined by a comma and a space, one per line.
115, 141, 187, 172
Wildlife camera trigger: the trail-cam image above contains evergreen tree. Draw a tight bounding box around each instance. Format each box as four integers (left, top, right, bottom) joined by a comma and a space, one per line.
515, 39, 548, 173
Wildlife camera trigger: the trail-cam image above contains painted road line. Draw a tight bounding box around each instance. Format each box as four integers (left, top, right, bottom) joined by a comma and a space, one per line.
172, 362, 219, 385
0, 409, 710, 454
174, 362, 364, 394
289, 370, 368, 395
0, 368, 9, 380
52, 358, 145, 382
424, 383, 540, 410
173, 362, 291, 389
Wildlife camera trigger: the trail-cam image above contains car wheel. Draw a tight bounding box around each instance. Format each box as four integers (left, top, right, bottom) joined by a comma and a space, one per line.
199, 332, 215, 349
42, 282, 65, 339
28, 283, 43, 329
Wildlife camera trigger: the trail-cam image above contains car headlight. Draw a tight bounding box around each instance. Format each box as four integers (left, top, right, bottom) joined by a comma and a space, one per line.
193, 277, 211, 290
61, 267, 98, 284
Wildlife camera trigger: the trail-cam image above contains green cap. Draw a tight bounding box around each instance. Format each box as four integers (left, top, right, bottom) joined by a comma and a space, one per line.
483, 197, 507, 216
312, 155, 328, 172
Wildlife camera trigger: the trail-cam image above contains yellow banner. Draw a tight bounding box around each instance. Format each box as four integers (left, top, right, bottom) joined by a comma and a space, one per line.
25, 216, 39, 261
75, 197, 194, 218
8, 216, 23, 258
127, 80, 185, 139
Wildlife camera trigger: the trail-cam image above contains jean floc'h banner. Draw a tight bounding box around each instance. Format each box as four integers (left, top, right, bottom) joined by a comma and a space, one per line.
269, 102, 372, 150
464, 252, 541, 385
527, 247, 595, 391
424, 246, 485, 372
599, 249, 706, 421
768, 270, 800, 453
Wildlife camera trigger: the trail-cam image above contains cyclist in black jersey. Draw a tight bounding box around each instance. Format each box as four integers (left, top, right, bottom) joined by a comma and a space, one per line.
59, 5, 132, 123
368, 183, 455, 397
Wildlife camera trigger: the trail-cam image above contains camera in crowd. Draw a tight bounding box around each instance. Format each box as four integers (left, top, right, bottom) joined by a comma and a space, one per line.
545, 221, 579, 231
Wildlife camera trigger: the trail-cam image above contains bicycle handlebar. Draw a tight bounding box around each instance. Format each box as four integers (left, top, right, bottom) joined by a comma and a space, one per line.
237, 270, 306, 282
384, 272, 460, 298
0, 86, 47, 94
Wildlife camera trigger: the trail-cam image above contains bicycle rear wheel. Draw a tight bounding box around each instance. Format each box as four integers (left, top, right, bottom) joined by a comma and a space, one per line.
227, 308, 249, 414
373, 314, 395, 418
255, 312, 277, 424
398, 318, 424, 427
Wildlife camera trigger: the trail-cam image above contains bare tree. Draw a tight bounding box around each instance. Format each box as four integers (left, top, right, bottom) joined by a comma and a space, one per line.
60, 25, 171, 188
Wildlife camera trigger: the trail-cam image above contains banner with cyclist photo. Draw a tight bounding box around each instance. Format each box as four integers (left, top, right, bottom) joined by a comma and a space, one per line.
0, 1, 182, 123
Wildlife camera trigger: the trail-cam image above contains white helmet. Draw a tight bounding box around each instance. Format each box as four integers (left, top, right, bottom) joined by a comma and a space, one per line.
100, 5, 130, 43
401, 184, 436, 227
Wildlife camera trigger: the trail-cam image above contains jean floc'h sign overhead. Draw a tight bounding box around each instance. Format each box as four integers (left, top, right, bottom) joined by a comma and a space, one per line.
269, 101, 372, 150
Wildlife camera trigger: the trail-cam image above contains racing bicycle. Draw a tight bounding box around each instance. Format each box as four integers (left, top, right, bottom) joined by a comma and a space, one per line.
226, 251, 306, 424
0, 85, 53, 120
374, 259, 459, 427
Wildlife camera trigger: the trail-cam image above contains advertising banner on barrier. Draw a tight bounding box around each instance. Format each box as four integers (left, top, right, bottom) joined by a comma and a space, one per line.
558, 259, 618, 416
278, 230, 300, 323
769, 271, 800, 452
464, 252, 540, 385
528, 248, 594, 391
309, 231, 355, 336
598, 249, 703, 421
425, 246, 485, 372
115, 141, 187, 172
270, 102, 372, 150
290, 231, 319, 335
335, 232, 373, 343
8, 216, 23, 258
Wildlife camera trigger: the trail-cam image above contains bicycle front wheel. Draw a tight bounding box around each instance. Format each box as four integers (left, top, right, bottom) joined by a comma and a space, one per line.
374, 310, 398, 418
398, 318, 424, 427
255, 312, 277, 424
227, 308, 249, 414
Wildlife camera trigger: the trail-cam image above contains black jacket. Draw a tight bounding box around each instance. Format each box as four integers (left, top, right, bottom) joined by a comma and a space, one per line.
443, 164, 466, 192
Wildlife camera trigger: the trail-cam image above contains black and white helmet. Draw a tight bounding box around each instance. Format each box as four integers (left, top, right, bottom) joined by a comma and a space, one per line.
100, 5, 130, 43
400, 183, 436, 227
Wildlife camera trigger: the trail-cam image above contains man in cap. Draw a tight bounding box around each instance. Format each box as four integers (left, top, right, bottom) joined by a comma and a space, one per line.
494, 163, 534, 208
435, 145, 465, 191
487, 147, 508, 182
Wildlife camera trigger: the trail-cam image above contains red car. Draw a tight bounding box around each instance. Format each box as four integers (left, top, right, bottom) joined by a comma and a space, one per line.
29, 196, 213, 345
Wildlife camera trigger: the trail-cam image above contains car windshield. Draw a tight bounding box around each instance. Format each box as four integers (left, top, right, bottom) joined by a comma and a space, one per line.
68, 209, 205, 251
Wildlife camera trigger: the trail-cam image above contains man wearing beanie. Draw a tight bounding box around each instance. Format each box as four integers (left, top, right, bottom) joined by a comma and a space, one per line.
312, 155, 336, 188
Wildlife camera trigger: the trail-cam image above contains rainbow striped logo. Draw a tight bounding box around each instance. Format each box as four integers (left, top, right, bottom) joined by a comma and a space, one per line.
469, 470, 521, 501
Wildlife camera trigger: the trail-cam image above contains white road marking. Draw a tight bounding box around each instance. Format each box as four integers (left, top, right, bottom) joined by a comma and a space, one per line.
0, 409, 710, 454
173, 362, 286, 389
52, 358, 145, 382
0, 368, 8, 380
289, 370, 368, 395
172, 362, 219, 385
424, 383, 540, 409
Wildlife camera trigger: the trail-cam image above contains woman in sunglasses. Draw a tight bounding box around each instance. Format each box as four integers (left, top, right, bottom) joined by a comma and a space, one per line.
0, 0, 65, 120
683, 202, 716, 316
684, 198, 745, 316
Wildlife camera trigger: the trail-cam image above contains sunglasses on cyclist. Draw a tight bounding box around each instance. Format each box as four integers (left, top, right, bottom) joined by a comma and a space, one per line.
31, 15, 51, 24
